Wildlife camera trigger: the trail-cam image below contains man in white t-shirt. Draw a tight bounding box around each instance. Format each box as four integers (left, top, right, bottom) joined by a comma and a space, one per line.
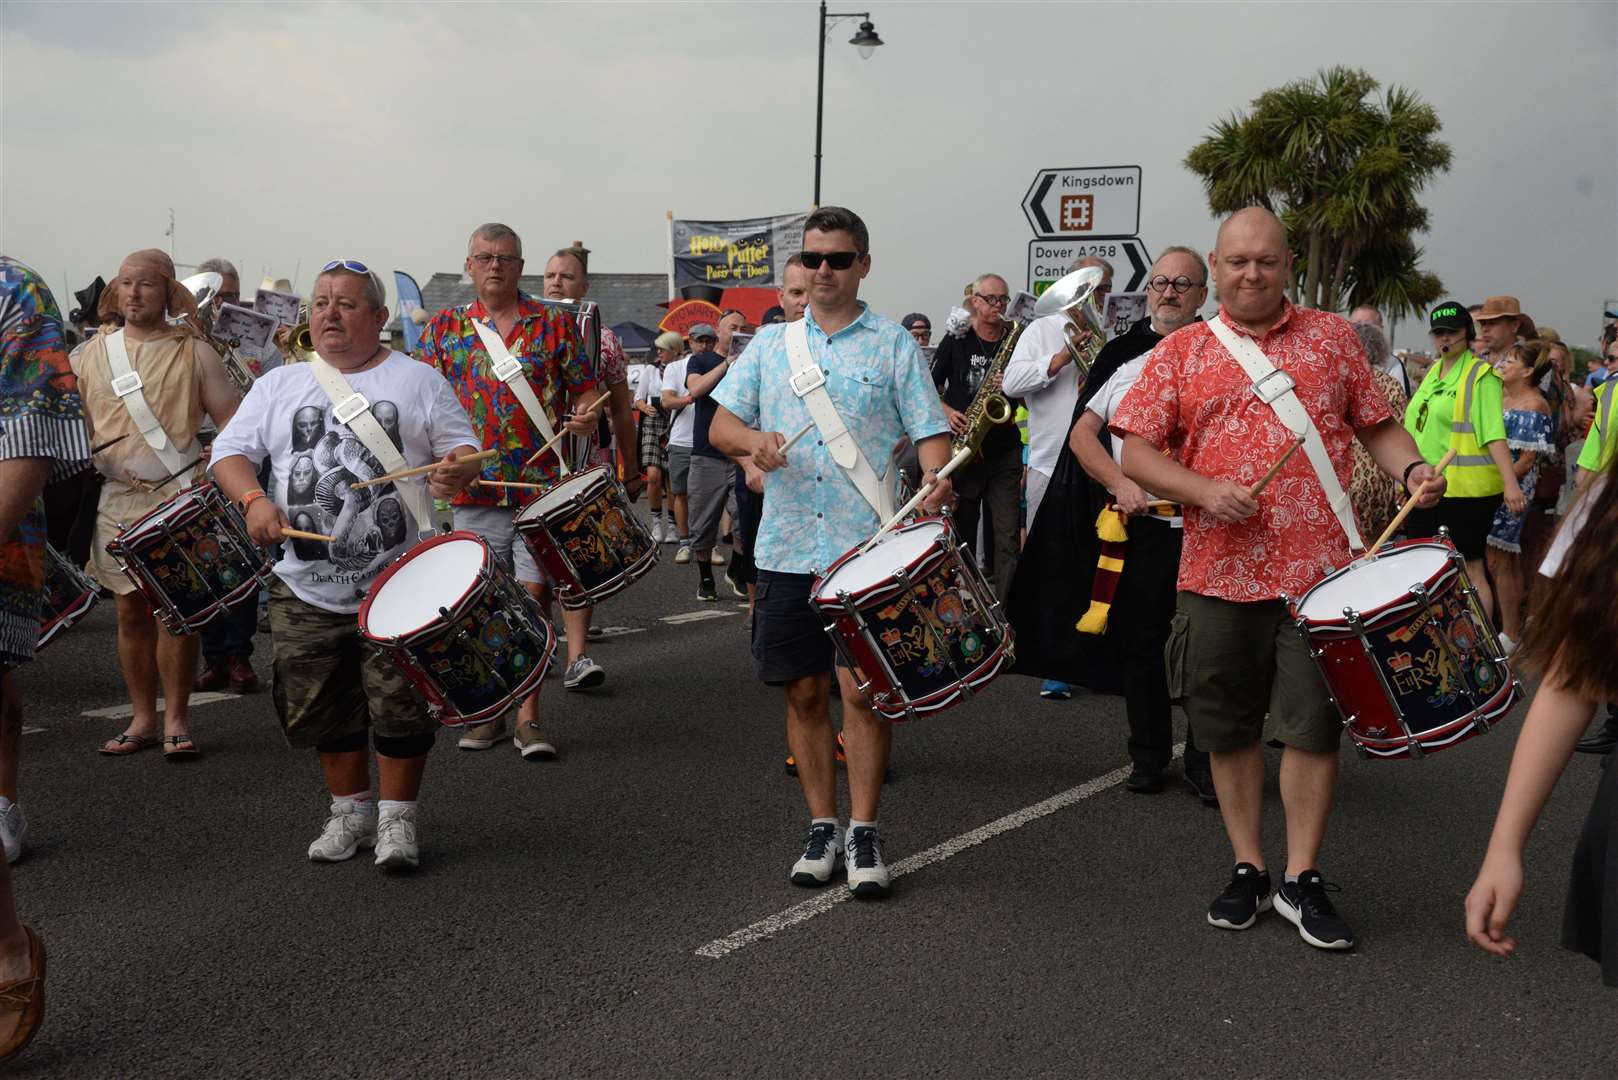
212, 262, 481, 871
660, 344, 696, 562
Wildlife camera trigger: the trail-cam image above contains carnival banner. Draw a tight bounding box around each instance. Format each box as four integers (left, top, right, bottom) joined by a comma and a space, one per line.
670, 212, 808, 291
394, 271, 426, 353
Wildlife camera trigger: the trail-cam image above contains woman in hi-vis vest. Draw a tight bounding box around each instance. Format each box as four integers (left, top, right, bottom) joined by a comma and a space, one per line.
1401, 300, 1526, 646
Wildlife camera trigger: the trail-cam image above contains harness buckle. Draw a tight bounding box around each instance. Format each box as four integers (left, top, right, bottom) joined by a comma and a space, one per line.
111, 372, 145, 397
490, 356, 524, 383
333, 392, 371, 425
790, 365, 827, 398
1251, 368, 1295, 404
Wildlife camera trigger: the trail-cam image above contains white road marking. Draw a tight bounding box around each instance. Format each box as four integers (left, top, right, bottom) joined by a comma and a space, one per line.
82, 691, 238, 720
22, 726, 45, 736
589, 626, 646, 639
660, 610, 740, 625
695, 744, 1184, 960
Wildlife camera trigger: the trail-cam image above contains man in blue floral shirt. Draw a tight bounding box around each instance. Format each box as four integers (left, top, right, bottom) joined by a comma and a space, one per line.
711, 207, 951, 898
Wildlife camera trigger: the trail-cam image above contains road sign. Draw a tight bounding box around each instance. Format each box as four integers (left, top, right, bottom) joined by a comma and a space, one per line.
1028, 238, 1153, 296
1022, 166, 1142, 238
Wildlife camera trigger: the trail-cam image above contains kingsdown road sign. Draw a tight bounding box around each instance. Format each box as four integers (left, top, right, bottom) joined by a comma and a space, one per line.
1028, 238, 1154, 295
1022, 166, 1142, 239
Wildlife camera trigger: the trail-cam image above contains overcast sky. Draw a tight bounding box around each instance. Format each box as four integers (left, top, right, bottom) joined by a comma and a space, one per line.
4, 1, 1614, 347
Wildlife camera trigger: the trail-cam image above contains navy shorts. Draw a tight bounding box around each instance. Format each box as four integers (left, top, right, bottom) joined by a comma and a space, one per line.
752, 569, 850, 686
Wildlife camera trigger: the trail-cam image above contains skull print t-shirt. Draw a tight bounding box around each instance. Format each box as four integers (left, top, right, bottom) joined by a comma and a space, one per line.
210, 350, 477, 613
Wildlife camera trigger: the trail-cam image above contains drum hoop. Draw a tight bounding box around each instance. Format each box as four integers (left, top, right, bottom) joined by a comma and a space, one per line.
117, 483, 214, 545
357, 530, 490, 644
1294, 539, 1460, 629
813, 518, 951, 606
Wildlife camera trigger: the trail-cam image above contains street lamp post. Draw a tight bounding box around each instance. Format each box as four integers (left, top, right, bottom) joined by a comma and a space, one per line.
813, 1, 883, 206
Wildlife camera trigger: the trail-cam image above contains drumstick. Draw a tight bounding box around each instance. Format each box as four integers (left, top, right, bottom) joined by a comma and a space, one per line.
90, 433, 130, 455
523, 391, 614, 468
1249, 436, 1306, 497
1108, 498, 1178, 512
780, 421, 815, 454
351, 448, 500, 489
473, 479, 544, 490
280, 527, 336, 543
859, 444, 975, 554
1363, 448, 1456, 560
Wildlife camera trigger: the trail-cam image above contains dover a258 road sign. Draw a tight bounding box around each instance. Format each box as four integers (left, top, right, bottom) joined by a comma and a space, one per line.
1022, 166, 1142, 238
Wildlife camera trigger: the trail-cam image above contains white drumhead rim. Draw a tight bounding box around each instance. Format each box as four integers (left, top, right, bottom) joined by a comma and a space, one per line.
127, 489, 207, 537
363, 537, 487, 638
1298, 542, 1452, 621
817, 521, 946, 598
532, 467, 611, 516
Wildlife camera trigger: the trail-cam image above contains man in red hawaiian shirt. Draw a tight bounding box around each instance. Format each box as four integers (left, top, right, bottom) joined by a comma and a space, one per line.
1112, 208, 1442, 952
415, 223, 598, 760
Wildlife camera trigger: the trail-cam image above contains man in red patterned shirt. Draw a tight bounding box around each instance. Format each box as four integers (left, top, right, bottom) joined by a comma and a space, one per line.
1111, 208, 1441, 952
415, 223, 598, 760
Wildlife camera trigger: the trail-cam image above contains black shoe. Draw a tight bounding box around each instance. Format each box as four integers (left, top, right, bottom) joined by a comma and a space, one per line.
697, 579, 718, 602
1273, 870, 1355, 950
1125, 766, 1166, 794
1207, 863, 1272, 930
1184, 770, 1218, 806
1574, 719, 1618, 755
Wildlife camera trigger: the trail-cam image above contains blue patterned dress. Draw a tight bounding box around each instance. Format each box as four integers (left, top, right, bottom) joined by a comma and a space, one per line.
1486, 407, 1554, 553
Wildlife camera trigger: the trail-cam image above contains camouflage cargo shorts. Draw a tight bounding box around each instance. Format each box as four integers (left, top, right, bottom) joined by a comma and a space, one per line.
267, 577, 435, 748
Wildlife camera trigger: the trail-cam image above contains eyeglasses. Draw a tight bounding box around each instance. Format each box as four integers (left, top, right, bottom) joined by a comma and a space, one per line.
1147, 275, 1205, 294
470, 254, 521, 267
799, 251, 860, 271
321, 259, 370, 274
974, 293, 1010, 307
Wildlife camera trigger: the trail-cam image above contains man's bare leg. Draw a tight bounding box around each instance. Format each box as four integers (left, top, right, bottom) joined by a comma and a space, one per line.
785, 673, 837, 819
1210, 743, 1267, 868
837, 667, 890, 823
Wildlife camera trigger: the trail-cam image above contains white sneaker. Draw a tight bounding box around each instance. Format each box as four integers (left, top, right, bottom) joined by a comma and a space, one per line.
1498, 632, 1517, 655
563, 655, 605, 690
308, 799, 377, 862
0, 801, 27, 865
456, 715, 509, 750
662, 520, 678, 545
374, 806, 419, 869
790, 822, 844, 886
649, 517, 664, 543
674, 543, 692, 565
845, 825, 891, 898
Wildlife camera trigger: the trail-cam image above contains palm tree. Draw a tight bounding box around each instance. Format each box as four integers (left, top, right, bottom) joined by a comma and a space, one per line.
1184, 68, 1452, 320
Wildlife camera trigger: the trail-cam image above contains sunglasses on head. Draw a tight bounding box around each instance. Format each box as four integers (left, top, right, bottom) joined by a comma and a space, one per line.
799, 251, 859, 271
321, 259, 370, 274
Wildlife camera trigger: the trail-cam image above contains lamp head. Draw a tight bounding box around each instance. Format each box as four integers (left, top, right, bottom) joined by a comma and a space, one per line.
850, 20, 883, 59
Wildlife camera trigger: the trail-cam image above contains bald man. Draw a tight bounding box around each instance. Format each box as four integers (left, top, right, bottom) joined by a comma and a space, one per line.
1111, 207, 1440, 952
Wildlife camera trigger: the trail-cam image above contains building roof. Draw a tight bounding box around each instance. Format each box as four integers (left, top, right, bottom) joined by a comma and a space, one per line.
415, 272, 672, 340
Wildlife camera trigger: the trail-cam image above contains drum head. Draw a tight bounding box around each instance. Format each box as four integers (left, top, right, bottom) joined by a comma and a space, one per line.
532, 467, 609, 517
362, 536, 487, 638
1299, 543, 1451, 621
126, 488, 205, 538
817, 521, 945, 599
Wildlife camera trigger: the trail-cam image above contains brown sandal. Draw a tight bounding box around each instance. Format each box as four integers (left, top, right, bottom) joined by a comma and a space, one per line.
162, 734, 200, 762
0, 925, 46, 1063
97, 733, 155, 757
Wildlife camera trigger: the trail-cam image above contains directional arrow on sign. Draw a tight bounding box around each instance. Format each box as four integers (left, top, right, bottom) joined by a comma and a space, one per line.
1120, 238, 1149, 291
1028, 238, 1154, 295
1021, 166, 1143, 239
1026, 173, 1056, 234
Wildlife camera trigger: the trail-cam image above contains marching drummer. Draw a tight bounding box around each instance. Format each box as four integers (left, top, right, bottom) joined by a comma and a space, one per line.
413, 223, 598, 759
70, 249, 240, 761
211, 260, 481, 869
709, 206, 953, 898
1111, 208, 1441, 951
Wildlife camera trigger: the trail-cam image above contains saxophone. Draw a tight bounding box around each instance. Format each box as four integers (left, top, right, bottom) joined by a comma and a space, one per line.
951, 317, 1026, 460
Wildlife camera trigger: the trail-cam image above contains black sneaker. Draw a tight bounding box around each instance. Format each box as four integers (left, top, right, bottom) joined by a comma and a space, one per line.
1273, 870, 1355, 950
1207, 862, 1272, 930
1125, 766, 1165, 794
697, 579, 718, 602
1183, 770, 1219, 806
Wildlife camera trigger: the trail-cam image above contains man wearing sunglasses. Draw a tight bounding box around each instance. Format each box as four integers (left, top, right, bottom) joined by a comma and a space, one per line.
213, 260, 483, 869
931, 273, 1022, 601
709, 206, 952, 898
413, 226, 599, 759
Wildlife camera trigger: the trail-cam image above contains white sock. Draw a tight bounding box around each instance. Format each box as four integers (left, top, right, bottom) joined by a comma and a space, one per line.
378, 799, 415, 817
848, 818, 877, 833
338, 790, 376, 813
811, 816, 840, 832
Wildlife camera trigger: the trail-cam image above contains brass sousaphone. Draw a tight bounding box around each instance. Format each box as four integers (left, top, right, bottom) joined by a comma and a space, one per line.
1032, 265, 1108, 378
177, 271, 257, 395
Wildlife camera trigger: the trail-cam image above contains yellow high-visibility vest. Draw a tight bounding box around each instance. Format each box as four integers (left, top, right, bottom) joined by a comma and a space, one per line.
1444, 354, 1505, 497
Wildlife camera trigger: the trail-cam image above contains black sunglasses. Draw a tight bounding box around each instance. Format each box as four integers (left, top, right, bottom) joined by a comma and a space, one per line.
799, 251, 859, 271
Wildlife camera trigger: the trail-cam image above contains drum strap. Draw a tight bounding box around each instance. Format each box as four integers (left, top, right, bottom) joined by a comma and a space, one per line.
102, 331, 192, 475
783, 319, 896, 519
307, 354, 437, 538
470, 317, 562, 448
1206, 318, 1364, 551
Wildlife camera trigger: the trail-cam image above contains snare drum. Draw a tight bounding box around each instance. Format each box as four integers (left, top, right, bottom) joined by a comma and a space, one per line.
39, 544, 100, 651
811, 518, 1013, 721
106, 484, 272, 634
513, 466, 656, 609
1287, 536, 1520, 759
358, 532, 555, 726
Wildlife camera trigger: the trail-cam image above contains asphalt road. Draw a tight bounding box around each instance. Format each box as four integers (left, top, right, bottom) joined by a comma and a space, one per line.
6, 539, 1615, 1078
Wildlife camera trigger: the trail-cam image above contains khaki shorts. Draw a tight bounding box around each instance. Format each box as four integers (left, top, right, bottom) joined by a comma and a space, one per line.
90, 480, 173, 597
267, 577, 434, 749
1165, 590, 1339, 754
